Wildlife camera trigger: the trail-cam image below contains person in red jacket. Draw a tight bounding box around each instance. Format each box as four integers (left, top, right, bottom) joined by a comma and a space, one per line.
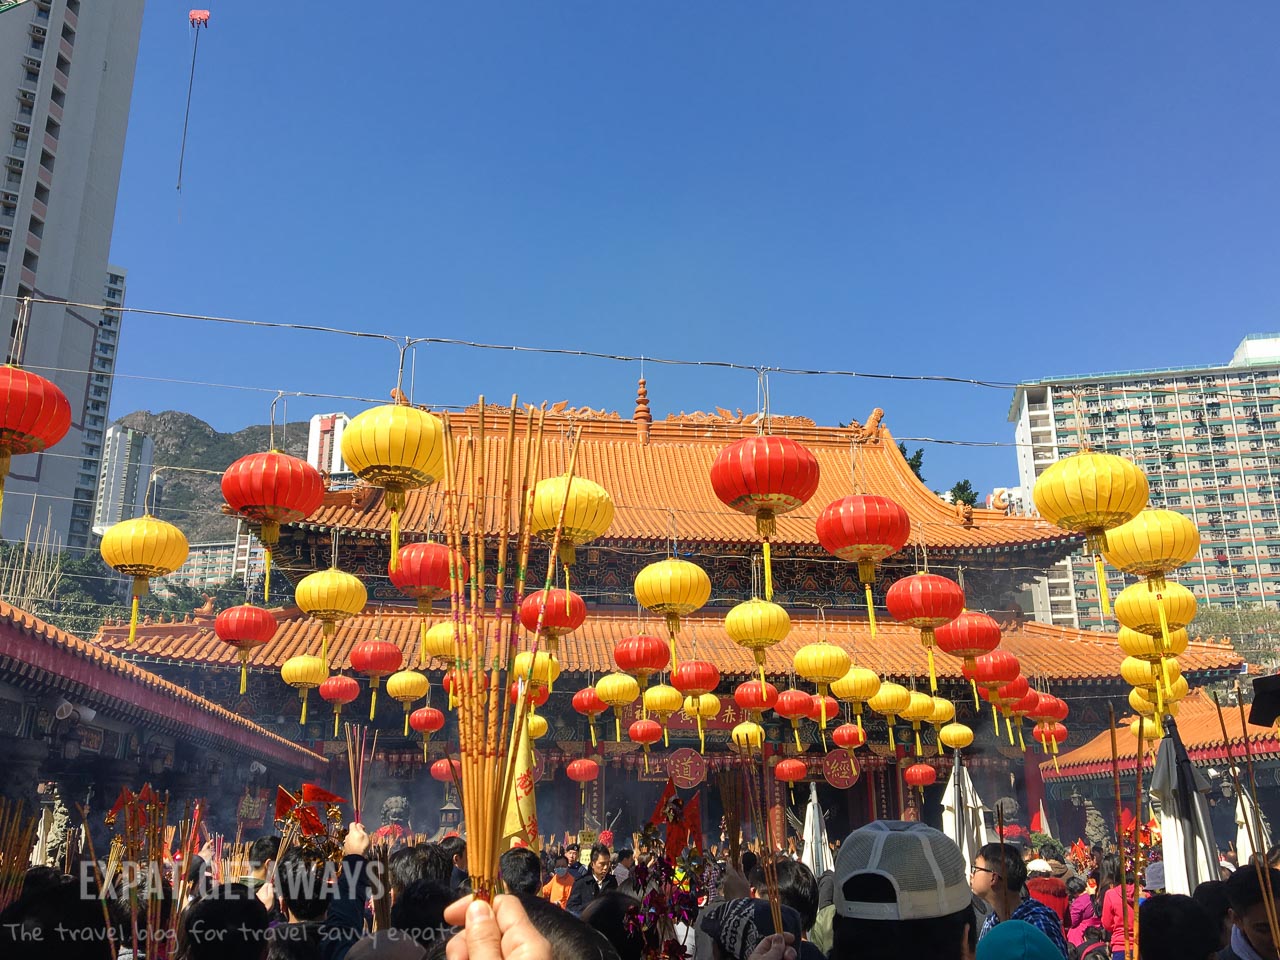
1026, 858, 1070, 929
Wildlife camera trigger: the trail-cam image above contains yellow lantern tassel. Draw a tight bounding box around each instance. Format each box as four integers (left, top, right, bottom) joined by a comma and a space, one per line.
925, 644, 938, 694
1053, 755, 1060, 774
992, 702, 1000, 736
971, 678, 979, 709
128, 590, 141, 644
759, 663, 767, 700
1155, 595, 1171, 651
1016, 723, 1025, 751
264, 547, 272, 602
334, 709, 341, 739
663, 725, 669, 748
856, 712, 863, 736
322, 622, 332, 665
887, 724, 896, 751
643, 747, 649, 774
698, 717, 706, 754
865, 583, 877, 638
422, 739, 429, 762
762, 539, 774, 601
1094, 555, 1111, 617
915, 727, 922, 758
793, 723, 802, 752
615, 715, 622, 743
404, 711, 411, 736
240, 659, 248, 696
300, 689, 309, 725
788, 782, 794, 804
589, 720, 597, 748
420, 619, 428, 665
370, 684, 378, 720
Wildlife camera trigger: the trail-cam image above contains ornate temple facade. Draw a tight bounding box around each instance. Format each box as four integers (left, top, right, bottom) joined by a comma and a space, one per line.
94, 394, 1245, 842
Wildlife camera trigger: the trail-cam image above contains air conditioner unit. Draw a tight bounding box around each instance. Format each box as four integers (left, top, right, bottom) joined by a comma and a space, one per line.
17, 90, 35, 104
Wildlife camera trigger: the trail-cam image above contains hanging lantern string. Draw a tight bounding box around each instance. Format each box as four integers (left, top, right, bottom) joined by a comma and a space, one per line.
10, 296, 30, 365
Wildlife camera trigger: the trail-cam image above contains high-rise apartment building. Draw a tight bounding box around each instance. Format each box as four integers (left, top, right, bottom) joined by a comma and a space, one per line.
91, 422, 151, 536
0, 0, 146, 547
1010, 334, 1280, 628
307, 413, 351, 479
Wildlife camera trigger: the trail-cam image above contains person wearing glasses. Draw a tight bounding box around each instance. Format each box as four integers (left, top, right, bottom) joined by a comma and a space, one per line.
970, 843, 1070, 959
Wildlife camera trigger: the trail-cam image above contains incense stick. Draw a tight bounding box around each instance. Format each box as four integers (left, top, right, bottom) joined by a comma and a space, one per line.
716, 769, 745, 870
1131, 718, 1145, 960
1107, 703, 1131, 960
1234, 685, 1280, 946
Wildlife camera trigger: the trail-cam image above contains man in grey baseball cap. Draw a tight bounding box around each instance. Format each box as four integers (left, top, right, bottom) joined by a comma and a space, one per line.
827, 821, 978, 960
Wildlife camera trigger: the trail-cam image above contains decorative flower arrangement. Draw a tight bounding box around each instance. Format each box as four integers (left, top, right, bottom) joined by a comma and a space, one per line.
622, 822, 709, 959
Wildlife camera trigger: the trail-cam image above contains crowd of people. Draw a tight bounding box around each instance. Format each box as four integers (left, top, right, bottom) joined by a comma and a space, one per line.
1, 818, 1277, 960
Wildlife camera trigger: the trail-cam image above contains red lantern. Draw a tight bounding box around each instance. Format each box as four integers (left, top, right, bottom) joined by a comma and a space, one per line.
816, 495, 910, 635
774, 757, 807, 801
885, 573, 965, 694
775, 689, 814, 752
0, 365, 71, 526
614, 635, 670, 688
628, 718, 663, 772
904, 762, 938, 789
807, 694, 839, 727
519, 589, 587, 656
711, 436, 820, 600
430, 757, 461, 782
319, 675, 360, 738
390, 543, 468, 658
1031, 693, 1069, 724
510, 681, 550, 709
350, 640, 403, 720
671, 660, 719, 698
832, 722, 866, 757
214, 604, 277, 695
573, 686, 608, 748
566, 757, 600, 802
990, 676, 1029, 745
409, 706, 446, 759
734, 679, 779, 718
221, 450, 324, 601
1035, 722, 1069, 773
934, 611, 1002, 706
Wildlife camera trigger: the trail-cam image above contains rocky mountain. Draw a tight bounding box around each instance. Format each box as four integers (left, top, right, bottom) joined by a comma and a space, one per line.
114, 411, 310, 544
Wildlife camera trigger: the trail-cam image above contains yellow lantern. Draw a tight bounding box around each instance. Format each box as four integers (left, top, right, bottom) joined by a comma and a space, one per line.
1103, 509, 1201, 589
340, 404, 445, 570
1136, 675, 1189, 706
281, 655, 328, 724
726, 598, 791, 691
683, 693, 721, 753
731, 721, 765, 754
635, 558, 712, 667
643, 683, 684, 747
1033, 450, 1149, 615
423, 621, 473, 664
1130, 716, 1163, 742
900, 691, 936, 757
793, 641, 851, 729
596, 672, 640, 742
938, 722, 974, 751
527, 713, 549, 741
529, 474, 614, 591
100, 515, 190, 643
868, 682, 910, 751
1114, 581, 1197, 638
1117, 626, 1189, 661
295, 567, 367, 661
513, 650, 561, 692
831, 667, 882, 736
929, 697, 956, 728
1120, 655, 1181, 710
386, 669, 430, 735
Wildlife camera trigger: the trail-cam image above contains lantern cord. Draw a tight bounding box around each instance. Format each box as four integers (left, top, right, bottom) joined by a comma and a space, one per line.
176, 15, 206, 195
1094, 556, 1112, 617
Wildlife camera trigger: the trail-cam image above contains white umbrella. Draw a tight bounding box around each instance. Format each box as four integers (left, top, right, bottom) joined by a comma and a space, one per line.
801, 782, 834, 879
1149, 721, 1218, 895
1038, 798, 1054, 840
943, 751, 991, 869
1236, 789, 1271, 864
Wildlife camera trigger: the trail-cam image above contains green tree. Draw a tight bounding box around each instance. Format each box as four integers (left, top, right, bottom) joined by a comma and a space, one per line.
948, 479, 979, 506
1189, 603, 1280, 667
897, 442, 925, 482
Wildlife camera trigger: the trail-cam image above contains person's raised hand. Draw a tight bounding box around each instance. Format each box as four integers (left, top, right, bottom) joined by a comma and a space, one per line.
748, 933, 797, 960
720, 863, 750, 899
343, 822, 370, 857
444, 895, 551, 960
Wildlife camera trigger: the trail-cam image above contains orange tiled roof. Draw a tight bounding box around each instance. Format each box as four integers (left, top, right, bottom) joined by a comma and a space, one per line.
1042, 689, 1279, 780
97, 606, 1243, 687
0, 602, 326, 773
294, 408, 1074, 552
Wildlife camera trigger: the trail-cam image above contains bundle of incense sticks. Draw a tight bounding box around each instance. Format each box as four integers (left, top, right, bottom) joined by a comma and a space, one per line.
0, 798, 38, 910
1106, 705, 1133, 960
442, 397, 574, 899
369, 842, 393, 930
345, 722, 378, 824
740, 759, 783, 934
224, 840, 252, 884
1213, 692, 1280, 947
715, 769, 745, 870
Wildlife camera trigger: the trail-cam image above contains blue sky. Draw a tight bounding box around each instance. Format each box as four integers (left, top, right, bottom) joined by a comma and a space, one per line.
108, 2, 1280, 496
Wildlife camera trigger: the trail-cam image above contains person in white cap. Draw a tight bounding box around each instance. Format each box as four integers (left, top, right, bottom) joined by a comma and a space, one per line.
827, 820, 979, 960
